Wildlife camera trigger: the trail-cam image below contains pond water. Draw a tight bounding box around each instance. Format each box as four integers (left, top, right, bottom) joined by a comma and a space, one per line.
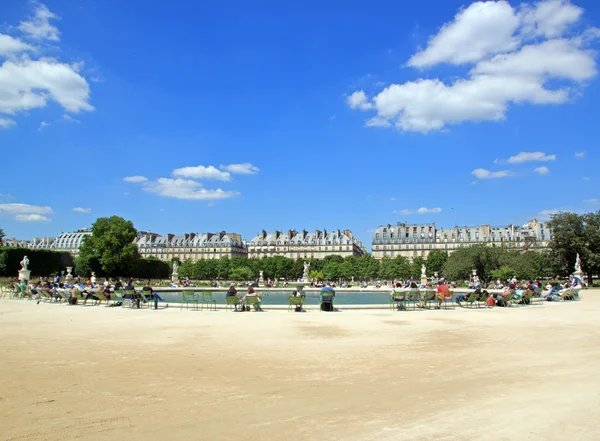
157, 291, 395, 306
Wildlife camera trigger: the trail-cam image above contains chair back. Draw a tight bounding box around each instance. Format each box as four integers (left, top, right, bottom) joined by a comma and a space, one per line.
288, 296, 303, 306
225, 295, 240, 305
202, 292, 213, 301
444, 290, 454, 300
321, 295, 333, 302
246, 295, 259, 305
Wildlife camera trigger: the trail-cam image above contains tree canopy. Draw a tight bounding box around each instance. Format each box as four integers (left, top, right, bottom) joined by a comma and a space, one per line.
76, 216, 141, 277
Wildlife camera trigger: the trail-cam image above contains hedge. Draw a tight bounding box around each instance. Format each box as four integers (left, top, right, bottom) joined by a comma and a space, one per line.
0, 247, 75, 278
130, 258, 170, 280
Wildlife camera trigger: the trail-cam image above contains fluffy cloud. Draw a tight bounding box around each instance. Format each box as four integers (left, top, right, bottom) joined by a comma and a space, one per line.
15, 214, 51, 222
393, 207, 442, 215
346, 90, 373, 110
143, 178, 239, 201
220, 163, 260, 175
417, 207, 442, 214
0, 4, 93, 127
471, 168, 514, 179
72, 207, 91, 213
123, 175, 148, 183
0, 34, 32, 57
348, 0, 598, 133
172, 165, 231, 181
534, 166, 550, 175
507, 151, 557, 163
408, 1, 520, 67
0, 58, 93, 115
0, 203, 53, 214
519, 0, 583, 38
18, 4, 60, 41
39, 121, 50, 130
0, 117, 16, 128
575, 151, 585, 158
583, 198, 598, 204
538, 208, 563, 220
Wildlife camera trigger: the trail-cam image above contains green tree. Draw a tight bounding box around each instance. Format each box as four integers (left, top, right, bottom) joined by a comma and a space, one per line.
356, 254, 380, 280
310, 269, 324, 281
0, 227, 5, 246
410, 257, 426, 279
548, 211, 600, 283
426, 250, 448, 276
76, 216, 140, 277
229, 266, 254, 281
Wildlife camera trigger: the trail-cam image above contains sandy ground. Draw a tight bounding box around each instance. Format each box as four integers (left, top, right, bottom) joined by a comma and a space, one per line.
1, 292, 599, 441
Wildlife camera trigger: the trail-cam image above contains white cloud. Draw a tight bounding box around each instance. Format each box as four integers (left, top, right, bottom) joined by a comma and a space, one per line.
38, 120, 49, 130
63, 114, 80, 124
393, 209, 413, 215
538, 208, 563, 221
575, 151, 585, 158
18, 3, 60, 41
143, 178, 239, 201
417, 207, 442, 214
0, 5, 94, 126
389, 197, 397, 201
15, 214, 51, 222
123, 175, 148, 183
0, 203, 53, 214
72, 207, 91, 213
346, 90, 373, 110
220, 163, 260, 175
408, 1, 520, 67
534, 166, 550, 175
583, 176, 590, 181
0, 34, 33, 57
519, 0, 583, 39
471, 168, 514, 179
583, 198, 598, 204
172, 165, 231, 181
507, 151, 557, 163
0, 58, 93, 115
349, 0, 597, 133
0, 117, 16, 128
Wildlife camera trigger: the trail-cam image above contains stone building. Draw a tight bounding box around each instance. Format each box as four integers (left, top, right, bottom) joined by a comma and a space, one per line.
134, 231, 247, 262
372, 219, 552, 260
247, 229, 366, 259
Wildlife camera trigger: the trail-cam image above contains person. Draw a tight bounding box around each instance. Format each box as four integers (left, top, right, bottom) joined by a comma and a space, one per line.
141, 282, 166, 308
320, 284, 335, 311
226, 283, 240, 311
435, 279, 450, 309
240, 287, 261, 311
124, 279, 140, 308
390, 282, 406, 311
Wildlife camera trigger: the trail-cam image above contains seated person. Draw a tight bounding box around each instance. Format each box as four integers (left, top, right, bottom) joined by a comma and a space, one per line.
435, 279, 450, 308
390, 282, 406, 310
142, 282, 166, 305
240, 287, 261, 311
320, 284, 335, 311
226, 283, 241, 311
124, 280, 140, 308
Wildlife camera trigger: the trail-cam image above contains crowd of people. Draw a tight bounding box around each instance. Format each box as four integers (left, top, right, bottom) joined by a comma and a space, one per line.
8, 275, 168, 308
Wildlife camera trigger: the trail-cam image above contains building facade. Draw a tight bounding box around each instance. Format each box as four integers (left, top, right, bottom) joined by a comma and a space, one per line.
134, 231, 247, 262
247, 229, 367, 259
372, 219, 552, 260
52, 230, 92, 256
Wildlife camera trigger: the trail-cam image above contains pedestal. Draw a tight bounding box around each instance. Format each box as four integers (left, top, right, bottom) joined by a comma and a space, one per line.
421, 276, 428, 286
18, 269, 31, 281
171, 273, 179, 284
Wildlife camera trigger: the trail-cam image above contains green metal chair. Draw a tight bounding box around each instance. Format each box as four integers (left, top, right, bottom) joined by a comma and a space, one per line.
319, 294, 335, 312
225, 295, 240, 311
288, 295, 304, 312
181, 292, 200, 311
422, 290, 437, 309
122, 289, 137, 308
405, 290, 421, 310
201, 292, 217, 311
245, 295, 262, 311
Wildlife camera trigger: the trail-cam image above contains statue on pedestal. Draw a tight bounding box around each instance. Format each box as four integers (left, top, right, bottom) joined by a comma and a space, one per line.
303, 262, 310, 281
575, 253, 582, 273
20, 255, 29, 270
421, 264, 426, 278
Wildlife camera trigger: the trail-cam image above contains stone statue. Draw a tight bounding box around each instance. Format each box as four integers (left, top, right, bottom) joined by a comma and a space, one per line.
303, 262, 310, 280
421, 264, 426, 278
575, 253, 582, 273
20, 255, 29, 270
172, 261, 179, 275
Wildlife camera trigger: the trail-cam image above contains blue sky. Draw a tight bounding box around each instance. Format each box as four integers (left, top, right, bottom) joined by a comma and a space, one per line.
1, 0, 599, 250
